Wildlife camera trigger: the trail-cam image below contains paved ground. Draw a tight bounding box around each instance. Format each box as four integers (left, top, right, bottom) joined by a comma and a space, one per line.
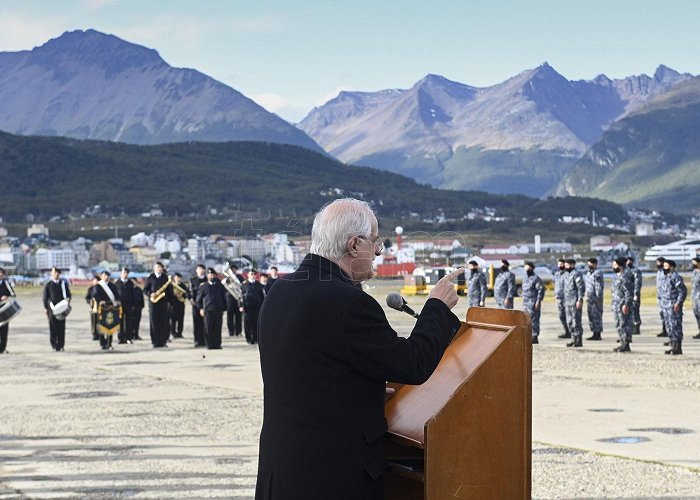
1, 284, 699, 499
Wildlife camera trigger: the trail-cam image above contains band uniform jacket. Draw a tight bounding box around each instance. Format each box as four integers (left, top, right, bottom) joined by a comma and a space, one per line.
43, 279, 72, 311
115, 279, 135, 306
0, 280, 13, 299
255, 253, 461, 500
143, 273, 172, 303
196, 278, 227, 312
242, 280, 265, 310
190, 276, 206, 307
94, 281, 120, 305
132, 284, 145, 309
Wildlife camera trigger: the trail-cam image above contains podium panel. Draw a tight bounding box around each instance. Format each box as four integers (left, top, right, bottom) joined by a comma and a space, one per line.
384, 307, 532, 499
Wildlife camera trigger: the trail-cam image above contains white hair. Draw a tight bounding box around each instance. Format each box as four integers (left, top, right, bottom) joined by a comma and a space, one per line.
310, 198, 376, 262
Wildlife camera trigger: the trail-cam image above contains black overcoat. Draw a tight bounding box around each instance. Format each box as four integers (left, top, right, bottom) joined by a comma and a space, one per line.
255, 254, 460, 500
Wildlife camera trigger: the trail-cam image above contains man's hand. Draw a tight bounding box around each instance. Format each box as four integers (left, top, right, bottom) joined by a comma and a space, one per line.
534, 302, 540, 311
622, 304, 629, 315
0, 295, 8, 301
428, 268, 465, 309
200, 309, 205, 318
575, 300, 582, 310
673, 303, 680, 314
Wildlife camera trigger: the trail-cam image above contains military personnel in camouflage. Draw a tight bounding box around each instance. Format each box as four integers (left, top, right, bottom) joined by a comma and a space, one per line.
692, 257, 700, 339
659, 259, 687, 355
554, 258, 570, 339
467, 260, 487, 308
656, 257, 668, 338
611, 258, 634, 352
494, 259, 516, 309
522, 262, 545, 344
563, 259, 585, 347
584, 257, 604, 341
626, 257, 643, 335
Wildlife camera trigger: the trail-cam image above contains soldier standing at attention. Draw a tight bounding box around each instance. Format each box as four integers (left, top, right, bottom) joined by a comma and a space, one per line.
656, 257, 668, 338
554, 258, 570, 339
466, 260, 487, 308
564, 259, 585, 347
611, 258, 634, 352
692, 257, 700, 339
626, 257, 643, 335
522, 262, 545, 344
190, 264, 208, 347
660, 259, 687, 355
493, 259, 516, 309
584, 257, 604, 341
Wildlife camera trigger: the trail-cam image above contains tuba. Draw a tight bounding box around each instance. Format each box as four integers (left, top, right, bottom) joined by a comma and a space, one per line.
222, 262, 244, 303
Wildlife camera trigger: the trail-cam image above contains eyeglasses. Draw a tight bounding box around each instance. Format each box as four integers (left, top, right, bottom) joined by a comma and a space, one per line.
358, 235, 384, 252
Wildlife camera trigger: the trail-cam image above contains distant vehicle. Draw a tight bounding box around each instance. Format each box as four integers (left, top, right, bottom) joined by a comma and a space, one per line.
644, 239, 700, 263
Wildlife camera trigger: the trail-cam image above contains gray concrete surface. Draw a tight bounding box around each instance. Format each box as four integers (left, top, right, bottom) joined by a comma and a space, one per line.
1, 284, 699, 499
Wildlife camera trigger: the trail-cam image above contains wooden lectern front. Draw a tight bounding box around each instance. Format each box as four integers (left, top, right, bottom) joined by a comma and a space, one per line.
384, 307, 532, 499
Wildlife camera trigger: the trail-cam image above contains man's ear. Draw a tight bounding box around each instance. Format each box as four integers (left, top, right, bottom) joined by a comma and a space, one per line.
346, 237, 359, 257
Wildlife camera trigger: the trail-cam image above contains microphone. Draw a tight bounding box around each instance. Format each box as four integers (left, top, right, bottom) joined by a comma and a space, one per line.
386, 292, 419, 319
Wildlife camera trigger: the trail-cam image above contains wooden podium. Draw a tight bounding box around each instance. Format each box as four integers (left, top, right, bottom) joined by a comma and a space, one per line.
384, 307, 532, 499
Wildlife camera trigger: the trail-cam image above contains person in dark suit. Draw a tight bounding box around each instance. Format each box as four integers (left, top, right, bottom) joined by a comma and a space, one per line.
43, 267, 72, 351
93, 270, 121, 350
131, 278, 145, 340
115, 267, 135, 344
0, 267, 16, 354
196, 268, 228, 349
190, 264, 207, 347
169, 273, 190, 339
84, 275, 100, 341
143, 262, 171, 348
264, 266, 278, 294
255, 199, 463, 500
241, 269, 265, 345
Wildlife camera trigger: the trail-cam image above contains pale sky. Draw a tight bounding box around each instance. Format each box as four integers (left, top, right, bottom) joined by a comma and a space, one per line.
0, 0, 698, 122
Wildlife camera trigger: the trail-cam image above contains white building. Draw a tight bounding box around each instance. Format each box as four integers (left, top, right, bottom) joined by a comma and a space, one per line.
35, 248, 76, 271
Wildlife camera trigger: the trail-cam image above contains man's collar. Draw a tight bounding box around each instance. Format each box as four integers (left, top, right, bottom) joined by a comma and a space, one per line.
299, 253, 353, 284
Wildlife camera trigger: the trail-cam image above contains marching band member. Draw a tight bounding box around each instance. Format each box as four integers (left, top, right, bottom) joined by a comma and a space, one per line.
115, 267, 135, 344
196, 267, 227, 349
0, 267, 16, 354
85, 274, 100, 341
241, 269, 265, 345
43, 267, 71, 351
94, 270, 121, 350
169, 272, 190, 339
143, 261, 171, 348
190, 264, 207, 347
131, 278, 145, 340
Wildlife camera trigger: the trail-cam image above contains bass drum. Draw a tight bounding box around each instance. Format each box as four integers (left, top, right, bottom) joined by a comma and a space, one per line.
0, 298, 22, 327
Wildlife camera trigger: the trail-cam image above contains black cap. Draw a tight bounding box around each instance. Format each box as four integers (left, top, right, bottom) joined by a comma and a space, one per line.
587, 257, 598, 264
666, 259, 677, 268
207, 267, 216, 274
566, 258, 576, 265
174, 272, 182, 278
524, 261, 535, 268
121, 267, 130, 273
501, 259, 509, 266
626, 256, 634, 262
51, 267, 61, 274
614, 257, 626, 267
100, 269, 110, 276
468, 260, 478, 266
656, 257, 666, 263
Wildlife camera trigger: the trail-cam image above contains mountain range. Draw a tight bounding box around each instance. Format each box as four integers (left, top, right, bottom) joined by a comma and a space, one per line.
556, 77, 700, 211
0, 30, 322, 151
299, 64, 693, 197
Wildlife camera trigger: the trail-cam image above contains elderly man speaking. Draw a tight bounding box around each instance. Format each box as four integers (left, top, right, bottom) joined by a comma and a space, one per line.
255, 198, 464, 500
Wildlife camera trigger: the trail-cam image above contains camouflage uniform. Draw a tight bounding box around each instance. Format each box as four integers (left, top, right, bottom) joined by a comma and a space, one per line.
611, 268, 634, 343
554, 268, 569, 336
692, 269, 700, 334
522, 272, 545, 338
467, 270, 487, 307
563, 269, 585, 339
656, 268, 667, 335
659, 271, 687, 343
494, 269, 516, 309
629, 265, 642, 332
584, 268, 604, 335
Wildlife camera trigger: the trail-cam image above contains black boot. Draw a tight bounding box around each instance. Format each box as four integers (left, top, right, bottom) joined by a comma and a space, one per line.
693, 332, 700, 339
657, 330, 668, 337
632, 324, 640, 335
672, 340, 683, 355
532, 336, 539, 345
575, 336, 583, 347
587, 331, 602, 341
663, 340, 671, 346
614, 339, 631, 352
566, 339, 576, 347
558, 331, 572, 339
665, 342, 675, 355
